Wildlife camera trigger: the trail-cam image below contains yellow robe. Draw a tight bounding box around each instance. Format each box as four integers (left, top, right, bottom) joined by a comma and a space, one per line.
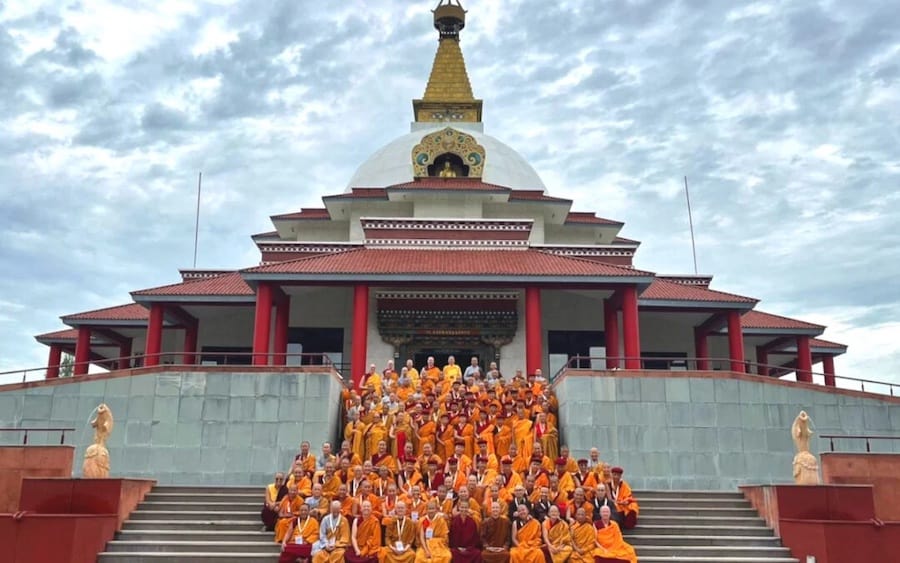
544, 518, 573, 563
443, 364, 462, 383
415, 515, 452, 563
381, 516, 418, 563
313, 515, 351, 563
510, 518, 544, 563
594, 521, 637, 563
513, 418, 534, 460
352, 515, 382, 560
286, 515, 320, 546
569, 521, 596, 563
274, 496, 304, 542
345, 420, 367, 464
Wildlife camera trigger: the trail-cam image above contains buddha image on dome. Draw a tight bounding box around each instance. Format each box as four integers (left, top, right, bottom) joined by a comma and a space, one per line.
430, 154, 467, 178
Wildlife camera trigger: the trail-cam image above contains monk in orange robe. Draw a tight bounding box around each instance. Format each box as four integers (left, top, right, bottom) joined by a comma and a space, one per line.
512, 410, 533, 461
480, 500, 512, 563
262, 472, 286, 531
610, 467, 639, 529
280, 503, 319, 562
494, 418, 513, 457
533, 413, 558, 462
346, 500, 381, 563
274, 486, 303, 543
452, 413, 476, 458
295, 441, 317, 475
568, 508, 596, 563
593, 505, 637, 563
313, 501, 351, 563
287, 466, 312, 497
372, 439, 398, 474
542, 505, 573, 563
344, 412, 367, 464
415, 413, 436, 456
318, 462, 342, 500
415, 500, 452, 563
382, 500, 417, 563
509, 504, 543, 563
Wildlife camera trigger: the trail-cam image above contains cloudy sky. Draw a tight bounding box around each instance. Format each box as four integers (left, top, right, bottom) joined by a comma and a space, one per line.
0, 0, 897, 386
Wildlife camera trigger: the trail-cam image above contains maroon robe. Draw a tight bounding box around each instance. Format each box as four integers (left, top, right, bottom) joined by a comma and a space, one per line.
449, 514, 482, 562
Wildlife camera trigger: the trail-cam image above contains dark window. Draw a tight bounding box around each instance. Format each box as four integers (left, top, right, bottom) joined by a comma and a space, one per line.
288, 328, 344, 364
548, 330, 604, 369
642, 352, 688, 370
200, 346, 252, 365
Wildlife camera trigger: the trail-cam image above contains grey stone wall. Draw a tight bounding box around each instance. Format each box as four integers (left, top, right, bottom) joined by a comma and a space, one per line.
0, 370, 344, 485
556, 373, 900, 491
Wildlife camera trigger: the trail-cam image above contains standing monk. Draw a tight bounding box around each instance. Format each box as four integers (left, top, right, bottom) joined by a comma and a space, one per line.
415, 500, 452, 563
312, 501, 351, 563
449, 502, 482, 562
593, 505, 637, 563
346, 500, 381, 563
382, 500, 417, 563
509, 505, 543, 563
480, 501, 511, 563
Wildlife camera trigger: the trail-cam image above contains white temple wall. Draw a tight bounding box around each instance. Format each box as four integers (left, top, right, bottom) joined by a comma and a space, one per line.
482, 203, 545, 243
290, 221, 351, 242
365, 287, 394, 372
500, 292, 526, 375
543, 225, 602, 245
412, 197, 483, 218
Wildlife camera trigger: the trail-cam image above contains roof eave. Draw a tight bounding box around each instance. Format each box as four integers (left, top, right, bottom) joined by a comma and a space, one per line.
131, 294, 256, 304
638, 298, 757, 310
737, 327, 825, 337
241, 272, 656, 285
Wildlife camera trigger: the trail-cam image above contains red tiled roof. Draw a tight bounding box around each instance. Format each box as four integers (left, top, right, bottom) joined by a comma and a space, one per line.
810, 338, 847, 350
565, 212, 623, 226
741, 310, 825, 331
387, 179, 510, 191
252, 230, 280, 239
271, 208, 331, 220
132, 272, 254, 297
640, 279, 757, 303
613, 236, 640, 244
508, 190, 571, 203
62, 303, 148, 322
243, 248, 654, 278
324, 188, 389, 200
35, 328, 79, 341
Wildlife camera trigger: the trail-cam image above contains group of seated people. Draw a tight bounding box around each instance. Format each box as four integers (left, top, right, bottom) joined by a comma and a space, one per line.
262, 356, 639, 563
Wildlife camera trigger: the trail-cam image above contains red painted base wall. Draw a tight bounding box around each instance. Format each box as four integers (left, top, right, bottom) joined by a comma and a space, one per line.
0, 514, 118, 563
0, 446, 74, 512
19, 477, 156, 530
821, 452, 900, 520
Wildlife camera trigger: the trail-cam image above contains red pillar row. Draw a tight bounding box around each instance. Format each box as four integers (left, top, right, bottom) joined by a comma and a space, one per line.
694, 328, 709, 370
603, 298, 619, 369
252, 282, 274, 366
620, 285, 641, 369
756, 346, 769, 376
46, 345, 62, 379
796, 335, 813, 383
74, 326, 91, 376
352, 284, 369, 389
273, 295, 290, 366
525, 286, 543, 375
727, 310, 745, 373
144, 303, 165, 367
822, 355, 836, 387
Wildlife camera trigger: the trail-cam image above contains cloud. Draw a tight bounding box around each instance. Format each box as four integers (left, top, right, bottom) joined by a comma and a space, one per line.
0, 0, 898, 390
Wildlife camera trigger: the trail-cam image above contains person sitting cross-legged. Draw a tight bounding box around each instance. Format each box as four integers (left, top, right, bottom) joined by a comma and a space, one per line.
381, 500, 417, 563
480, 500, 511, 563
541, 505, 572, 563
345, 500, 381, 563
449, 501, 482, 562
312, 500, 351, 563
509, 504, 543, 563
415, 499, 452, 563
593, 505, 637, 563
280, 503, 319, 563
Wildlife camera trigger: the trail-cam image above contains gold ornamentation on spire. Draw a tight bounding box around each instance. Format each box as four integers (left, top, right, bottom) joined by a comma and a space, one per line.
413, 1, 483, 123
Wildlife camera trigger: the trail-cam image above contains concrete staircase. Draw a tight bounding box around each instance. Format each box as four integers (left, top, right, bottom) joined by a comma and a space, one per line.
626, 490, 799, 563
99, 486, 798, 563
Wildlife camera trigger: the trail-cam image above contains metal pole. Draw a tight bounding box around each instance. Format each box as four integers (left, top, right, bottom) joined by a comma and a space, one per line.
684, 176, 699, 275
192, 171, 202, 268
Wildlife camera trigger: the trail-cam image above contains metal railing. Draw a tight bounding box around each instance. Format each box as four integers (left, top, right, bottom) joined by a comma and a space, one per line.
551, 355, 900, 397
0, 427, 75, 445
820, 434, 900, 453
0, 352, 342, 386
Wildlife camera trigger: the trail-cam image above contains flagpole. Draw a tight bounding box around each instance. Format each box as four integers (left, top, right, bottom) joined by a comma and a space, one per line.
193, 172, 202, 269
684, 175, 698, 275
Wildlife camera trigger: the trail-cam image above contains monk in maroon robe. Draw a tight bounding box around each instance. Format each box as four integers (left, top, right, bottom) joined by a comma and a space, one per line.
449, 502, 482, 562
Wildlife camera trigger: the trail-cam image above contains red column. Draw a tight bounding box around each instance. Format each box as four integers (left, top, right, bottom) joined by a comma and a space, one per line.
694, 328, 709, 370
603, 298, 619, 369
183, 324, 198, 366
273, 296, 290, 366
822, 355, 836, 387
620, 285, 641, 369
74, 326, 91, 376
796, 336, 813, 383
525, 286, 543, 375
46, 345, 62, 379
118, 340, 132, 371
351, 284, 370, 388
756, 346, 769, 376
253, 282, 274, 366
727, 310, 745, 372
144, 303, 165, 367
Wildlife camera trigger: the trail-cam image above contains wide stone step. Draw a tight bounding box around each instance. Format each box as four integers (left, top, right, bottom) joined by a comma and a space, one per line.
151, 486, 262, 495
639, 498, 752, 509
635, 546, 794, 558
637, 515, 765, 527
122, 520, 262, 531
639, 507, 759, 517
138, 502, 260, 512
626, 525, 774, 537
98, 553, 279, 563
105, 541, 280, 554
117, 531, 273, 543
129, 511, 258, 521
628, 535, 782, 547
638, 558, 798, 563
145, 493, 261, 503
633, 490, 746, 499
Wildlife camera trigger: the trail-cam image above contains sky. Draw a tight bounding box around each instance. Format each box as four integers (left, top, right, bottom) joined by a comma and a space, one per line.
0, 0, 898, 387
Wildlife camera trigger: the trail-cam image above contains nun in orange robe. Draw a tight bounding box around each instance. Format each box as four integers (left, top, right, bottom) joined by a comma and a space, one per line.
593, 505, 638, 563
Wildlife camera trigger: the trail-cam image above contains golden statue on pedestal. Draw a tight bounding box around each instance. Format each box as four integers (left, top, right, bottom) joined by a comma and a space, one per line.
438, 161, 457, 177
82, 403, 114, 478
791, 410, 820, 485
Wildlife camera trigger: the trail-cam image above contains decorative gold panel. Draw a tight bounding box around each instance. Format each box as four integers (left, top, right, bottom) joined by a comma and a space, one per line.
411, 127, 486, 178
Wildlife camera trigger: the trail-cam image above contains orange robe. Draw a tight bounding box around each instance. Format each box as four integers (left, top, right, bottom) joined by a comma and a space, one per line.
313, 515, 351, 563
535, 423, 559, 462
415, 515, 452, 563
296, 454, 317, 475
594, 521, 637, 563
348, 515, 382, 562
320, 474, 342, 500
568, 521, 596, 563
345, 421, 367, 463
285, 515, 320, 546
381, 516, 418, 563
416, 420, 436, 455
544, 518, 573, 563
510, 518, 543, 563
612, 480, 639, 521
274, 496, 304, 542
494, 423, 512, 457
512, 418, 533, 460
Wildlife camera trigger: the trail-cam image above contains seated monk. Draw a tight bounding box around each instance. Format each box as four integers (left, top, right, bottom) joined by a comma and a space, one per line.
593, 505, 637, 563
509, 504, 543, 563
312, 501, 351, 563
415, 500, 452, 563
480, 501, 511, 563
294, 441, 317, 475
275, 485, 304, 543
287, 465, 313, 497
381, 500, 417, 563
346, 500, 381, 563
262, 472, 287, 532
449, 501, 482, 562
305, 483, 330, 521
280, 503, 319, 563
568, 508, 596, 563
541, 505, 572, 563
609, 467, 639, 529
350, 481, 382, 520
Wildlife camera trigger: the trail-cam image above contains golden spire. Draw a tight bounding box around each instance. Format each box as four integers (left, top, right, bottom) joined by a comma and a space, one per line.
413, 1, 483, 123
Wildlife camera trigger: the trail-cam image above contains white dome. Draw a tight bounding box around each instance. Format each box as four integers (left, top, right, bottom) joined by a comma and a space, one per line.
346, 126, 547, 192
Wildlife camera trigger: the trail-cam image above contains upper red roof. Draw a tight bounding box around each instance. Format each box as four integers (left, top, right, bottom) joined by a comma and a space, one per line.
741, 310, 825, 331
640, 279, 757, 304
387, 179, 510, 191
62, 303, 148, 322
507, 190, 571, 203
132, 272, 254, 297
35, 328, 79, 341
243, 248, 653, 278
810, 338, 847, 350
613, 236, 640, 245
324, 188, 389, 200
271, 208, 331, 220
565, 212, 623, 226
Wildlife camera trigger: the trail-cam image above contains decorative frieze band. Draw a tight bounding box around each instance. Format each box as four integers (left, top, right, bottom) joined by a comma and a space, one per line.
376, 290, 520, 301
361, 218, 533, 231
365, 238, 529, 249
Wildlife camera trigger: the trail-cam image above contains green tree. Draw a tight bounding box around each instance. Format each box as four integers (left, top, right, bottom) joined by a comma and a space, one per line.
60, 354, 74, 378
